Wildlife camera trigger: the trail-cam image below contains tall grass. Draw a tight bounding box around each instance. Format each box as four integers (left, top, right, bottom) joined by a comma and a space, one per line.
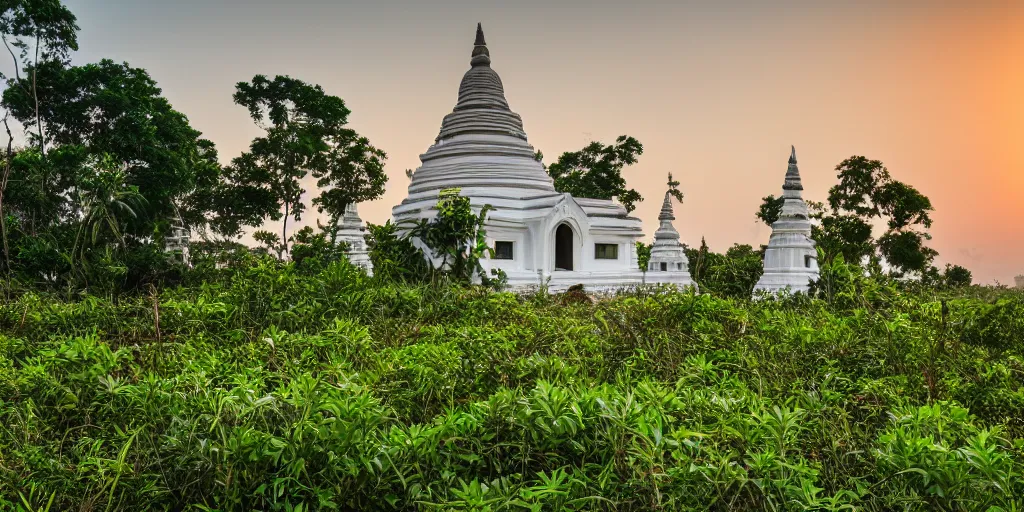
1, 259, 1022, 510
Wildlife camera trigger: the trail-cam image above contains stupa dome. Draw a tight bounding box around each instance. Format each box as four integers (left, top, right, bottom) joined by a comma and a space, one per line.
392, 23, 655, 293
437, 25, 525, 141
396, 23, 556, 208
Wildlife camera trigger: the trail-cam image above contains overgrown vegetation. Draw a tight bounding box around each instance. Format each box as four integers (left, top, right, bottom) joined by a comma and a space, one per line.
0, 2, 1016, 511
1, 257, 1022, 511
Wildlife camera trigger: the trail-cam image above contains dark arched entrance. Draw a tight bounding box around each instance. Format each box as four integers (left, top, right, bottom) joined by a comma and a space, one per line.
555, 224, 574, 271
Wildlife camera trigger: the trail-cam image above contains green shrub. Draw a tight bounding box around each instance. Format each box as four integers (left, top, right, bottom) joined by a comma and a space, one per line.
1, 261, 1023, 510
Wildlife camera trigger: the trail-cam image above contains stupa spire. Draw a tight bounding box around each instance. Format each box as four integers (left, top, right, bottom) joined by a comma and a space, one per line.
659, 190, 675, 221
754, 147, 818, 294
783, 144, 803, 191
471, 22, 490, 67
646, 172, 691, 278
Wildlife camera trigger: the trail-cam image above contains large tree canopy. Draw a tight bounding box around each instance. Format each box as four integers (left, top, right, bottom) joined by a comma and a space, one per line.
545, 135, 644, 213
828, 156, 935, 274
214, 75, 387, 251
2, 59, 222, 235
0, 0, 79, 156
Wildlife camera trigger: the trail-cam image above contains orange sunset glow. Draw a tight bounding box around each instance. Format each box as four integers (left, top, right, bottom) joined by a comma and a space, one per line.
54, 0, 1024, 282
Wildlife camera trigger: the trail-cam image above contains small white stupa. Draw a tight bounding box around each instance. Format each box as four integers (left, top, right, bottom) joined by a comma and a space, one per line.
392, 24, 649, 292
754, 146, 819, 294
1015, 275, 1024, 290
645, 174, 694, 288
164, 216, 190, 267
337, 202, 372, 274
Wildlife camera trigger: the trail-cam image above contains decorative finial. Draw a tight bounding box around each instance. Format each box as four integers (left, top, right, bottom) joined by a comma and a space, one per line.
659, 190, 675, 221
667, 172, 680, 190
471, 23, 491, 67
783, 145, 803, 191
475, 23, 486, 46
665, 172, 683, 203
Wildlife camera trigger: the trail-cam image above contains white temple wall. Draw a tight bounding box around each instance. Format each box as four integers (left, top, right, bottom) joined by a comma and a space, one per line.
481, 226, 530, 274
762, 239, 818, 270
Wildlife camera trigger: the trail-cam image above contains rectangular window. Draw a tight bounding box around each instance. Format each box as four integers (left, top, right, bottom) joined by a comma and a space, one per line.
595, 243, 618, 260
804, 255, 813, 268
494, 241, 514, 260
660, 262, 668, 271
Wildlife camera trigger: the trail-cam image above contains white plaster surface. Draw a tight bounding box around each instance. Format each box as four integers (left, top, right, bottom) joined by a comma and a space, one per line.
754, 147, 820, 294
338, 202, 373, 274
645, 187, 695, 289
391, 24, 654, 292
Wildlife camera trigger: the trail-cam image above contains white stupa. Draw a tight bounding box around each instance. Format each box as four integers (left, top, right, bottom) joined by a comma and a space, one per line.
754, 146, 819, 294
1015, 275, 1024, 290
393, 24, 656, 292
164, 216, 191, 267
646, 175, 694, 288
338, 202, 372, 274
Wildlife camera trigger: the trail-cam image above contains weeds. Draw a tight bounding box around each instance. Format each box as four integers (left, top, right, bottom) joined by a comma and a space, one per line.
1, 259, 1022, 510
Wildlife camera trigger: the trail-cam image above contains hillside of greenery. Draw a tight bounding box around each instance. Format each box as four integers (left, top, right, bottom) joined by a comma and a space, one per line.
0, 1, 1019, 511
2, 256, 1023, 511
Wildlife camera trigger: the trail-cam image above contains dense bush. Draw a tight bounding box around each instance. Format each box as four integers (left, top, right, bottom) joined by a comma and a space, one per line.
1, 259, 1022, 510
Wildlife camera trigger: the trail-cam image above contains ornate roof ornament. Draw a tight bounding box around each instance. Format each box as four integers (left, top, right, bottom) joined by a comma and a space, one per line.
471, 23, 490, 67
659, 190, 675, 222
783, 145, 803, 191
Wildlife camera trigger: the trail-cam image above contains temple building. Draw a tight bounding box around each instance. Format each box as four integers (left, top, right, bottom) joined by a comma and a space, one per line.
391, 24, 693, 291
646, 176, 693, 287
754, 147, 819, 293
1015, 275, 1024, 290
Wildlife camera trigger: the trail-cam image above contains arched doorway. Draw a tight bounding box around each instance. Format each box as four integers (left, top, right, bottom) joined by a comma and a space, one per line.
555, 224, 574, 271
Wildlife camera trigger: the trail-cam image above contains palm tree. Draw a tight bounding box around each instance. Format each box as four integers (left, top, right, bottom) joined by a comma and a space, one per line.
72, 155, 147, 264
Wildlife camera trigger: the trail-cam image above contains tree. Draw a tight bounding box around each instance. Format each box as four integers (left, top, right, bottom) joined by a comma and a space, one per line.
684, 239, 763, 299
0, 57, 225, 292
942, 264, 972, 288
636, 241, 651, 272
755, 194, 784, 226
829, 156, 935, 275
366, 220, 427, 283
73, 154, 147, 255
666, 172, 684, 203
3, 59, 223, 238
812, 207, 874, 267
0, 0, 79, 156
546, 135, 644, 213
408, 189, 492, 283
216, 75, 387, 254
0, 0, 78, 274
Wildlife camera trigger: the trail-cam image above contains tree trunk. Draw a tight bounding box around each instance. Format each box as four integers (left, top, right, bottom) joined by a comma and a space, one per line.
281, 201, 289, 259
0, 115, 12, 275
33, 35, 45, 158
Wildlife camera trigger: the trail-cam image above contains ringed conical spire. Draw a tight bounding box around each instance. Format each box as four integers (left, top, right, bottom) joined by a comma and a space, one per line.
647, 173, 691, 279
396, 23, 556, 201
471, 23, 490, 66
783, 145, 803, 191
754, 146, 818, 294
659, 191, 675, 222
432, 23, 527, 142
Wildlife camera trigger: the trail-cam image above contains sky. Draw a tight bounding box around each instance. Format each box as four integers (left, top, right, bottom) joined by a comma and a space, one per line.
28, 1, 1024, 283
